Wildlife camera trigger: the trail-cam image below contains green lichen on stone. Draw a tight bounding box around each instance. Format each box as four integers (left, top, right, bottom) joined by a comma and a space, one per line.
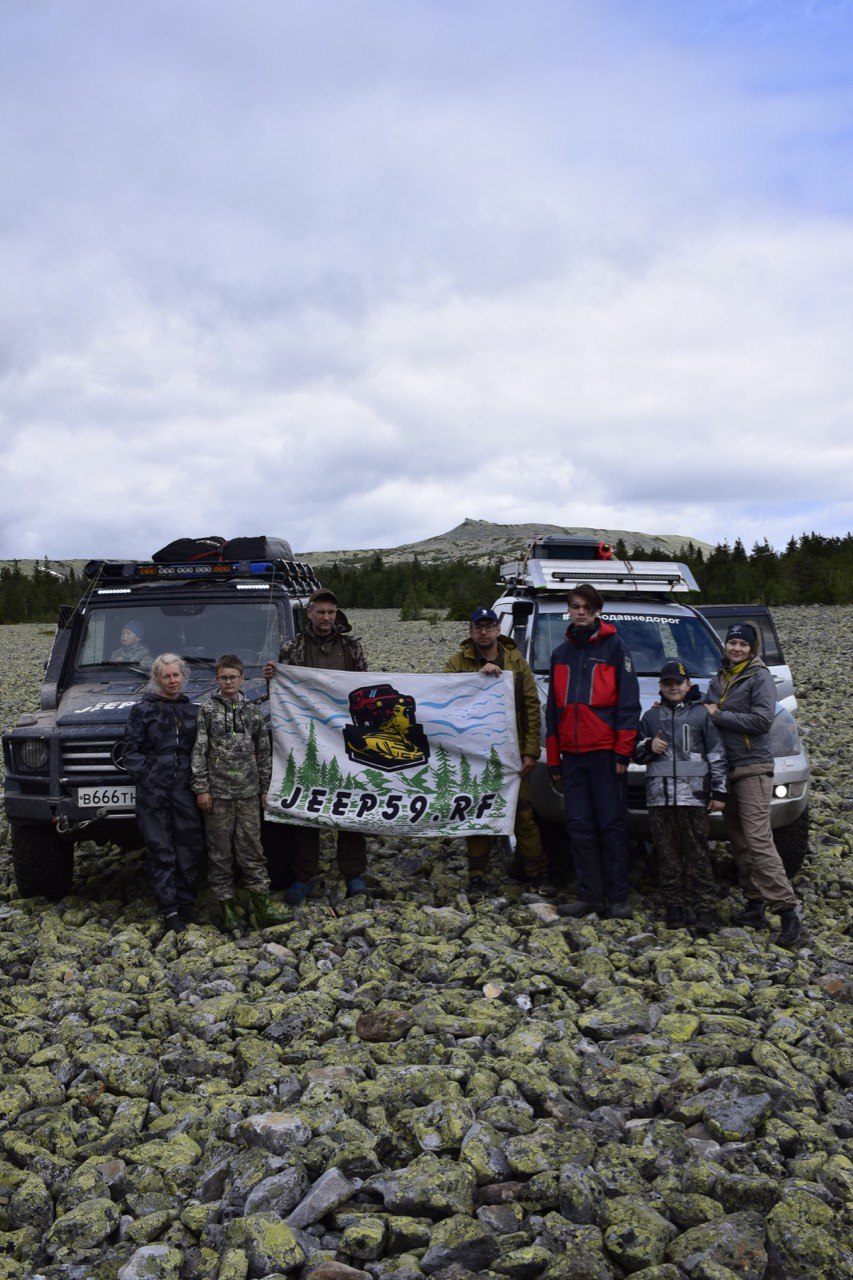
128, 1134, 203, 1193
601, 1194, 676, 1270
656, 1011, 700, 1042
124, 1211, 173, 1244
766, 1195, 853, 1279
226, 1212, 305, 1274
212, 1248, 249, 1280
339, 1213, 388, 1260
43, 1196, 121, 1263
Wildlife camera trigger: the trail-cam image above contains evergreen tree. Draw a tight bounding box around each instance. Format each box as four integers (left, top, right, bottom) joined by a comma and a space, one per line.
433, 743, 455, 818
298, 722, 321, 788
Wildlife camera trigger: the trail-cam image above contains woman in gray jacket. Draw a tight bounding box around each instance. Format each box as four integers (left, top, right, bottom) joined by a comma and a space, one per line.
705, 623, 801, 947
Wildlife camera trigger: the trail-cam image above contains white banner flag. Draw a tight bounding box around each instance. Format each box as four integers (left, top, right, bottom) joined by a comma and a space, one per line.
266, 667, 521, 837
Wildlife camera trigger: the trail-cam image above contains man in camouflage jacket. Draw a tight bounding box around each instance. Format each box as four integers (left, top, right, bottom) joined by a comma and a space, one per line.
191, 655, 275, 908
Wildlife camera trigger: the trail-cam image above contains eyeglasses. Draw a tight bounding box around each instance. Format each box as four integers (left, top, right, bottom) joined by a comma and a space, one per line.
472, 621, 498, 630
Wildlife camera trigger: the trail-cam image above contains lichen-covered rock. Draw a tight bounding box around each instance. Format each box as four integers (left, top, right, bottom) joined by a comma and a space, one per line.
226, 1212, 305, 1275
666, 1210, 768, 1279
419, 1212, 501, 1273
578, 992, 653, 1040
356, 1010, 414, 1042
117, 1244, 183, 1279
0, 608, 852, 1279
370, 1153, 477, 1216
244, 1163, 309, 1216
600, 1195, 677, 1271
241, 1110, 312, 1153
703, 1093, 774, 1142
43, 1195, 122, 1262
765, 1193, 853, 1279
338, 1214, 387, 1260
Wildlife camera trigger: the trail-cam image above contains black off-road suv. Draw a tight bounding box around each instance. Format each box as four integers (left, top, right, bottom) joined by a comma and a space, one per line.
3, 544, 319, 898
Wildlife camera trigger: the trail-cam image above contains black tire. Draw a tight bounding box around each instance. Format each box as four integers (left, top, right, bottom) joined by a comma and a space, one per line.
261, 820, 297, 890
773, 807, 810, 878
11, 824, 74, 899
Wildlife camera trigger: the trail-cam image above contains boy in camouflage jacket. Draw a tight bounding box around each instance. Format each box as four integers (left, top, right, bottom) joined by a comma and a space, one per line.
191, 654, 286, 930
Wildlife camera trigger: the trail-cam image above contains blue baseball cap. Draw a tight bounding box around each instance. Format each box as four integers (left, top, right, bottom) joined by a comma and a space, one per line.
470, 607, 498, 624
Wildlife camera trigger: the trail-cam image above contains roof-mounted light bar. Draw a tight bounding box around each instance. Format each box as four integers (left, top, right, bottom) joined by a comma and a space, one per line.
84, 558, 322, 594
500, 558, 699, 594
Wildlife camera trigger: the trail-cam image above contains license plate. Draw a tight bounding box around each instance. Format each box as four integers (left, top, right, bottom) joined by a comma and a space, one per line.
76, 786, 136, 809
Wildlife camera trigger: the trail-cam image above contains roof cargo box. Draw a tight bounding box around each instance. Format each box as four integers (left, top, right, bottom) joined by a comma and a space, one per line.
152, 537, 225, 563
222, 536, 294, 561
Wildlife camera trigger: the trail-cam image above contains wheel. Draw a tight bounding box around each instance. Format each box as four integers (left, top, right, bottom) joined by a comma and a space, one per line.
11, 824, 74, 899
773, 807, 810, 878
261, 820, 297, 890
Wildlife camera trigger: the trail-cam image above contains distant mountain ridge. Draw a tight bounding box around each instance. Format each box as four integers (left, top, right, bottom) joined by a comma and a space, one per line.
1, 521, 712, 577
301, 519, 714, 567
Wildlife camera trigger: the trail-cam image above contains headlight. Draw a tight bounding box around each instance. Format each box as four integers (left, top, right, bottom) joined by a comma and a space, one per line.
14, 739, 50, 773
768, 708, 802, 757
773, 784, 789, 799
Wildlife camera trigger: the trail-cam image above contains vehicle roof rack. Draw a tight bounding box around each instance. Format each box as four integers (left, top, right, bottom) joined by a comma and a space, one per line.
499, 557, 699, 594
83, 559, 322, 595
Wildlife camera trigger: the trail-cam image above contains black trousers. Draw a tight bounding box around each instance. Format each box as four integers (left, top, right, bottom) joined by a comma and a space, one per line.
560, 750, 629, 905
137, 784, 204, 913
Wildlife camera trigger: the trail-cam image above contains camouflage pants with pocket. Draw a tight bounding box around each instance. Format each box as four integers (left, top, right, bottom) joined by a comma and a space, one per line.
204, 795, 270, 898
650, 806, 717, 911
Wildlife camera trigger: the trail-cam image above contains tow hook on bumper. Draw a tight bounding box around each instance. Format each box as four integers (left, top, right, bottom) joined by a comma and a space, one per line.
56, 809, 108, 835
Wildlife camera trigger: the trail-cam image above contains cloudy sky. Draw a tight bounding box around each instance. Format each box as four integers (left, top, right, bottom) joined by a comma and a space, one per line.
2, 0, 851, 560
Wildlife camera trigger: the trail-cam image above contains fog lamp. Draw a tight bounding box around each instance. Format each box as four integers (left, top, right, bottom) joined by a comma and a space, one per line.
773, 784, 789, 799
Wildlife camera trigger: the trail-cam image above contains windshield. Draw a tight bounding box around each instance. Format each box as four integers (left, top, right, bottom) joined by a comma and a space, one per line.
531, 610, 723, 677
76, 603, 283, 671
699, 610, 783, 665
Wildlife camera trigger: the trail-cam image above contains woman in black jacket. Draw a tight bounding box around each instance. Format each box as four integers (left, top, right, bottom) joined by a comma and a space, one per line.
124, 654, 203, 933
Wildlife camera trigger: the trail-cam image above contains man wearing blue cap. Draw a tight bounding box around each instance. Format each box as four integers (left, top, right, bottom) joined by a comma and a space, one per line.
705, 621, 801, 948
444, 607, 553, 897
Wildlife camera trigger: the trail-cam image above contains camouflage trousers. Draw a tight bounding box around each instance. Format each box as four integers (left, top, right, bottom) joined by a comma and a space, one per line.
204, 796, 270, 899
649, 806, 717, 911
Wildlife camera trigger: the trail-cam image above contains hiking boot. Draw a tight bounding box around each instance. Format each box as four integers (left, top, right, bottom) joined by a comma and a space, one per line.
346, 877, 368, 898
250, 892, 289, 928
736, 899, 766, 927
466, 876, 490, 900
219, 898, 241, 932
694, 910, 718, 935
609, 900, 633, 920
177, 904, 198, 924
776, 907, 802, 949
665, 905, 687, 929
557, 900, 606, 918
285, 880, 309, 907
526, 877, 558, 898
163, 912, 186, 934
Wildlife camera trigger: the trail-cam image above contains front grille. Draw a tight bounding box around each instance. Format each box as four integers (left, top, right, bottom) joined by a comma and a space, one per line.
61, 739, 124, 778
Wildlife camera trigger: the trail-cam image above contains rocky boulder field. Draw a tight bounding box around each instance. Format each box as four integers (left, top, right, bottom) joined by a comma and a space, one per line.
0, 607, 851, 1280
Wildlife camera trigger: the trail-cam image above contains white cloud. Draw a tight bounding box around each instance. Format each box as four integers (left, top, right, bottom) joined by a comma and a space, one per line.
1, 1, 852, 558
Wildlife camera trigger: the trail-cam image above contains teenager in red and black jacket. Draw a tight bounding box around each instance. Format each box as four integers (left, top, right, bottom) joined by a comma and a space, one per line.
545, 582, 640, 920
